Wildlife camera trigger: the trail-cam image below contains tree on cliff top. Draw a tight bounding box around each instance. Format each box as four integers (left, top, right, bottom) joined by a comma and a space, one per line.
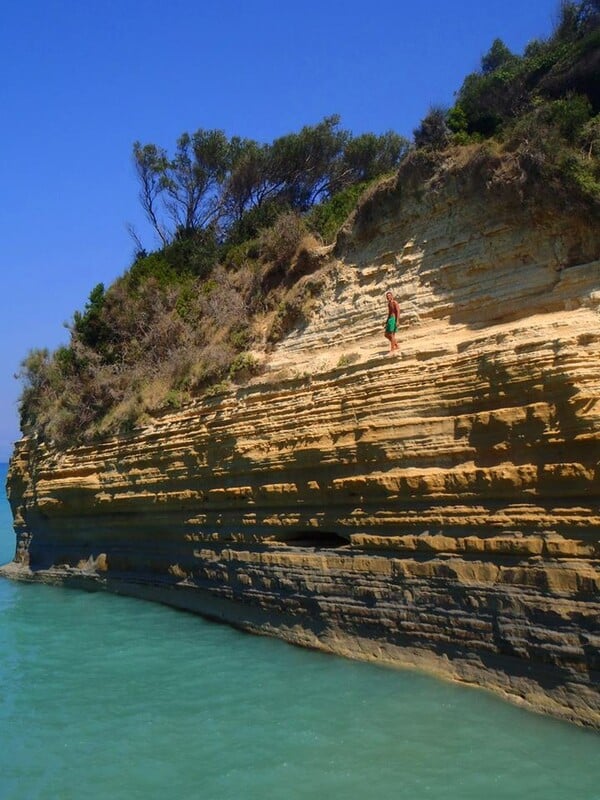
133, 130, 231, 245
133, 117, 409, 247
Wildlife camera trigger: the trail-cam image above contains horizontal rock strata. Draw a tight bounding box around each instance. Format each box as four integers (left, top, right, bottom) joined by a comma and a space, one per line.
4, 153, 600, 727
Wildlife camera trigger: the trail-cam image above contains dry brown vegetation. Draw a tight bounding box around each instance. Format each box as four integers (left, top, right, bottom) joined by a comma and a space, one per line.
17, 217, 332, 448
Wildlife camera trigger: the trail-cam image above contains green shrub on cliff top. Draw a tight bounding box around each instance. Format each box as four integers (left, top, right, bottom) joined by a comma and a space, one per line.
307, 180, 370, 243
414, 1, 599, 147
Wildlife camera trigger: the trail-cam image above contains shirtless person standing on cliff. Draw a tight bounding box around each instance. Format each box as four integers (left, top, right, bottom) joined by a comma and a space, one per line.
384, 291, 400, 352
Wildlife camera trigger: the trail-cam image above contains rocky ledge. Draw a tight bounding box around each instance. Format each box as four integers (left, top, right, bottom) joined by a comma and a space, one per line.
4, 150, 600, 727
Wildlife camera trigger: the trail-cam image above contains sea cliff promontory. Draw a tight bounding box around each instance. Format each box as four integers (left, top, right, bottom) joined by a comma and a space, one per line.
4, 148, 600, 727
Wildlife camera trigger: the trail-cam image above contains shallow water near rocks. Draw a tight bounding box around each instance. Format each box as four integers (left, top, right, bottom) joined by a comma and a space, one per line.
0, 464, 598, 800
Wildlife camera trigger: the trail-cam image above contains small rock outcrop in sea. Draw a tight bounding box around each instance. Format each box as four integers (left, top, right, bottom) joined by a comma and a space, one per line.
4, 150, 600, 727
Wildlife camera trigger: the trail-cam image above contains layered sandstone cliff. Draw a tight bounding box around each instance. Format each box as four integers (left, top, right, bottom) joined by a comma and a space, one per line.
4, 149, 600, 727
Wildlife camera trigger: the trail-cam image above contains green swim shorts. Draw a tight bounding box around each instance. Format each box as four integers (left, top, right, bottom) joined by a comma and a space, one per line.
385, 316, 397, 334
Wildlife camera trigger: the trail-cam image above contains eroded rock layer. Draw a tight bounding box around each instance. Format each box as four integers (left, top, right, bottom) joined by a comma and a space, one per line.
4, 152, 600, 727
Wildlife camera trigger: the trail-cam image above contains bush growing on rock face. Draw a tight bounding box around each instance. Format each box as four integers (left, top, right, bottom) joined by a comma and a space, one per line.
549, 94, 594, 142
127, 228, 219, 289
224, 199, 288, 250
408, 2, 599, 205
307, 180, 371, 243
412, 0, 599, 149
257, 211, 307, 267
228, 352, 262, 381
72, 284, 108, 350
17, 349, 51, 434
17, 249, 276, 446
481, 38, 517, 75
413, 107, 452, 150
507, 94, 593, 149
580, 113, 600, 156
504, 92, 599, 201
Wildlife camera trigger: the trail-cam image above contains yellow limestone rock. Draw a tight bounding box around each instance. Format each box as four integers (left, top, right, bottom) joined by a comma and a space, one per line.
3, 152, 600, 728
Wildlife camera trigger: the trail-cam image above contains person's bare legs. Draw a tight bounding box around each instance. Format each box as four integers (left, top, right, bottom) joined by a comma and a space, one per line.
385, 332, 399, 352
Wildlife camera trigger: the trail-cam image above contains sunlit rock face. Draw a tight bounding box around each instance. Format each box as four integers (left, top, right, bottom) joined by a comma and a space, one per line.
5, 151, 600, 727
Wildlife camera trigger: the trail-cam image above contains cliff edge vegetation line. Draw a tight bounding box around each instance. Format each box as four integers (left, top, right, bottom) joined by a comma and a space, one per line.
3, 2, 600, 728
15, 1, 600, 449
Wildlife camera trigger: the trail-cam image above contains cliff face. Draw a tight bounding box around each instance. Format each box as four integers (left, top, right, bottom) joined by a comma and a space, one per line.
4, 150, 600, 727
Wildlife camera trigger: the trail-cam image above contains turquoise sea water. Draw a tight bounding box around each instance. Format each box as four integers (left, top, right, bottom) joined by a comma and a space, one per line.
0, 463, 598, 800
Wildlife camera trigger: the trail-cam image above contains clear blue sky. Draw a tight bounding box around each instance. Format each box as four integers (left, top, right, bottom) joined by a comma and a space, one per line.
0, 0, 560, 461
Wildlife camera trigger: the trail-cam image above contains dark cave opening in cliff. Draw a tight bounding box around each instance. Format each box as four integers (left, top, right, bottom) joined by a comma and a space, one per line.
279, 531, 349, 549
